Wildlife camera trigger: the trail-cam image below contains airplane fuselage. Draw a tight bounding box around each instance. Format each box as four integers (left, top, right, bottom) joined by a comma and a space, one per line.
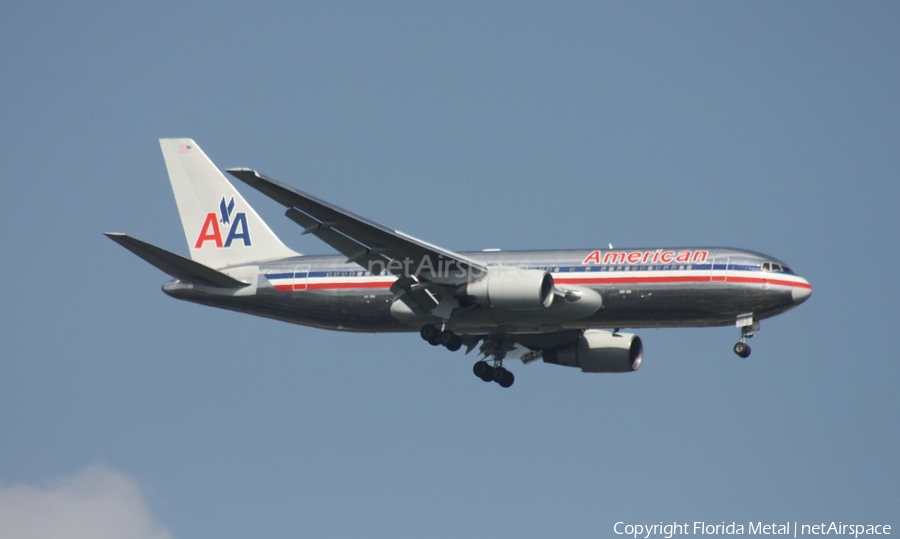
162, 247, 811, 335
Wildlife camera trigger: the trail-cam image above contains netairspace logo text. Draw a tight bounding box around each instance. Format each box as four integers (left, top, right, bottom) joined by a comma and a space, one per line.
614, 522, 891, 539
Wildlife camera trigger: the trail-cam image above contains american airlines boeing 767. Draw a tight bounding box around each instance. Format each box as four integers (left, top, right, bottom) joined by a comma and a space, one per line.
106, 139, 812, 388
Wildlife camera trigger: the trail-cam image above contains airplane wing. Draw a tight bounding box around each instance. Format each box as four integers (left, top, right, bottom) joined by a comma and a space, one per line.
105, 233, 250, 289
226, 169, 487, 288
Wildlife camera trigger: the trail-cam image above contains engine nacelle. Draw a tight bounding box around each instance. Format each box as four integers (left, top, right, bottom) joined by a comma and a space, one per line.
457, 268, 554, 310
543, 329, 643, 373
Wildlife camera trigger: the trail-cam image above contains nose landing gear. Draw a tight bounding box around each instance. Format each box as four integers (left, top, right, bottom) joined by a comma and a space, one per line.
733, 313, 759, 358
733, 341, 751, 358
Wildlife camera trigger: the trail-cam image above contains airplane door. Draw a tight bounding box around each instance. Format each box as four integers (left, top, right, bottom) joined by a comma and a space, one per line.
292, 264, 310, 291
710, 257, 729, 282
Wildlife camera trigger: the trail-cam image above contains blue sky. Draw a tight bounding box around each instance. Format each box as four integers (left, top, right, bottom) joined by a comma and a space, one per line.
1, 2, 897, 537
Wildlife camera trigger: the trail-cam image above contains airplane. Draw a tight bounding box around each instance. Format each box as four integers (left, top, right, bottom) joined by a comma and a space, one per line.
106, 138, 812, 388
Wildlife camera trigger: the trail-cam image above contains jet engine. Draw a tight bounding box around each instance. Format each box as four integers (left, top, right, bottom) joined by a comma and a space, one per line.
543, 329, 643, 373
457, 268, 554, 310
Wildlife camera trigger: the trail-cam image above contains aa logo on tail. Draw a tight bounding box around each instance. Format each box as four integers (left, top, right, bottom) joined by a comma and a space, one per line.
195, 197, 252, 248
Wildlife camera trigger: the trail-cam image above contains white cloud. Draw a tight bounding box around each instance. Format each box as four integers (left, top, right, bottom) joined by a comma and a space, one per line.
0, 465, 172, 539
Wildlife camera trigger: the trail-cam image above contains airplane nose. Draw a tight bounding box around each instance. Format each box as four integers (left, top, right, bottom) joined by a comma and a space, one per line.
792, 279, 812, 305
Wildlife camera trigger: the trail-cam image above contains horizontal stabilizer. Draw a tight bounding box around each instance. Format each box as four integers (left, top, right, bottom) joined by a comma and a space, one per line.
104, 233, 249, 288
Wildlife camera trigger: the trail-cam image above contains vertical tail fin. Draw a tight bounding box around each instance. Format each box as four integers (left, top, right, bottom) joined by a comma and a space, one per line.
160, 138, 299, 269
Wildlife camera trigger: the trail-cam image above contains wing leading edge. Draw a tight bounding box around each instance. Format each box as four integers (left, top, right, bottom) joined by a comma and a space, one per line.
226, 168, 487, 287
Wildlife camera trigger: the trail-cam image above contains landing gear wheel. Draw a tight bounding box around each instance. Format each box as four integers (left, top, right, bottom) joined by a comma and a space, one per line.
440, 330, 462, 352
420, 324, 441, 346
733, 342, 751, 358
492, 367, 515, 388
473, 361, 494, 382
734, 314, 758, 358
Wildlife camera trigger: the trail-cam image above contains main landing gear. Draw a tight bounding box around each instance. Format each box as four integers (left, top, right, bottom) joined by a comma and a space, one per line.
419, 324, 462, 351
420, 324, 514, 388
473, 361, 515, 388
733, 314, 760, 358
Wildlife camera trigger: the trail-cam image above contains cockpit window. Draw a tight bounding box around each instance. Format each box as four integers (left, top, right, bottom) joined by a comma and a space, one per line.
761, 261, 795, 275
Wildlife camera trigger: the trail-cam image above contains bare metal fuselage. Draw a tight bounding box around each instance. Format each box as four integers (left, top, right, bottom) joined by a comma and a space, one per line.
162, 247, 810, 335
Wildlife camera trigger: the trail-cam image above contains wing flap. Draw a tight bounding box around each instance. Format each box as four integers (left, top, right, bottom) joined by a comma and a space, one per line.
105, 233, 249, 288
284, 208, 390, 271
